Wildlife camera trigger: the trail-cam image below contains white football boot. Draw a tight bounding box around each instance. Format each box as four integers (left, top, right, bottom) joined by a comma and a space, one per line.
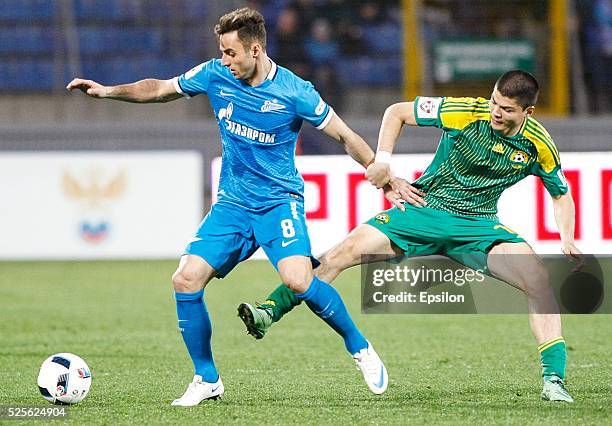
171, 375, 224, 406
353, 342, 388, 395
541, 375, 574, 402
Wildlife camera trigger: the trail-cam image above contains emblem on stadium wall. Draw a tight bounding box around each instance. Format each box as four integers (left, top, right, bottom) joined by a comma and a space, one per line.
62, 168, 127, 244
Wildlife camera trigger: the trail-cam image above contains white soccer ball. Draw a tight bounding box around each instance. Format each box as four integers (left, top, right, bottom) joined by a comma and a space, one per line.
37, 353, 92, 405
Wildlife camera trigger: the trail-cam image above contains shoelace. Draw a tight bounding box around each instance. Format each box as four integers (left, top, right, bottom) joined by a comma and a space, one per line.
255, 302, 273, 316
176, 381, 199, 400
550, 379, 568, 390
546, 377, 571, 396
356, 350, 379, 376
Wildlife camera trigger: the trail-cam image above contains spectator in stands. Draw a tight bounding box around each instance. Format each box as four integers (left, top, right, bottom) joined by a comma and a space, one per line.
304, 18, 339, 65
272, 6, 311, 79
303, 17, 344, 111
421, 1, 456, 41
289, 0, 318, 29
578, 0, 612, 112
324, 1, 367, 56
270, 1, 353, 111
312, 64, 344, 117
356, 1, 386, 26
590, 0, 612, 111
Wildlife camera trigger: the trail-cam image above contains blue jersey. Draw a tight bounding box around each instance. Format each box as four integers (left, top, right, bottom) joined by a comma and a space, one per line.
173, 59, 333, 210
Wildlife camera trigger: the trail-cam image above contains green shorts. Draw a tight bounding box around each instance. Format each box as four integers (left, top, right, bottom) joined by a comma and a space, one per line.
366, 204, 525, 272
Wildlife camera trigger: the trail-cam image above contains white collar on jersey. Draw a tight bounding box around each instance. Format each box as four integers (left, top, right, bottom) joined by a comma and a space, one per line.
265, 59, 278, 81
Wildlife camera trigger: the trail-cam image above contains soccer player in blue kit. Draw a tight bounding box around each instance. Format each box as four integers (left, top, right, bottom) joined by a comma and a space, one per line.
67, 8, 398, 405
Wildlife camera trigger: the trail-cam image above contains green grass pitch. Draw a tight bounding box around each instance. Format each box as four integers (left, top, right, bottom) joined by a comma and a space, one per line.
0, 260, 610, 425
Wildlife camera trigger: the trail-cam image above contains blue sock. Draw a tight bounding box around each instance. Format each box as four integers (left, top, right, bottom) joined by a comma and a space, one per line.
175, 290, 219, 383
295, 277, 368, 355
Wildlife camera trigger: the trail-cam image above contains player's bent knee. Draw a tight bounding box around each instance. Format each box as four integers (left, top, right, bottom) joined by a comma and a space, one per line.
172, 270, 202, 293
280, 276, 309, 293
277, 257, 314, 293
279, 270, 312, 293
171, 271, 189, 292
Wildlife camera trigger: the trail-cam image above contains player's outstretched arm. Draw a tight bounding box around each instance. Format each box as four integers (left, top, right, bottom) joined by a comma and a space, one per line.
66, 78, 182, 103
366, 102, 417, 189
365, 102, 426, 207
320, 111, 419, 210
552, 192, 585, 270
321, 113, 375, 168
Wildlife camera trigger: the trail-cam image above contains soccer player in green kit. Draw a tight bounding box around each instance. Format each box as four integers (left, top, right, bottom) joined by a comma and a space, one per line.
238, 70, 583, 402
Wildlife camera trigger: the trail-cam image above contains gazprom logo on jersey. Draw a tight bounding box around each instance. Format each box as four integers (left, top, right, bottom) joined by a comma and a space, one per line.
218, 102, 276, 144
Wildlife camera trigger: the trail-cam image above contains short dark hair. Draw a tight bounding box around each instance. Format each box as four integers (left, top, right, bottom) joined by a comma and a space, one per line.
495, 70, 539, 108
214, 8, 267, 51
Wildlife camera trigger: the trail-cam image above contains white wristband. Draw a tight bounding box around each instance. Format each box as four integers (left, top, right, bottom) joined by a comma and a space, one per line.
375, 150, 392, 163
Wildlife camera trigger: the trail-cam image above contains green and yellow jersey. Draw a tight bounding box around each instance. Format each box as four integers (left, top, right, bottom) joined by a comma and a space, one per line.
412, 96, 568, 218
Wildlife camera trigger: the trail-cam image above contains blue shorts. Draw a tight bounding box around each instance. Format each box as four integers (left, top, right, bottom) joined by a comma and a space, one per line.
184, 200, 316, 278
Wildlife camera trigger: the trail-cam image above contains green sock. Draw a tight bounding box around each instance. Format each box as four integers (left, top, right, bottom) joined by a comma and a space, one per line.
261, 284, 302, 322
538, 337, 567, 380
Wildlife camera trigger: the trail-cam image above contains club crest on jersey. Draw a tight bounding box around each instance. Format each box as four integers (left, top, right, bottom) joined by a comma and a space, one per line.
375, 213, 390, 224
261, 99, 286, 112
509, 150, 529, 169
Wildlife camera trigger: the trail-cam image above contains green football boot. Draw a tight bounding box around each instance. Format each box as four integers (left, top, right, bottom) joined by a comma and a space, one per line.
541, 375, 574, 402
237, 302, 273, 339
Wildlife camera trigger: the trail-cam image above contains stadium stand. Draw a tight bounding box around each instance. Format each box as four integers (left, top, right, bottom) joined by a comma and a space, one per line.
0, 0, 609, 115
0, 0, 209, 92
0, 0, 55, 21
0, 0, 401, 96
577, 0, 612, 112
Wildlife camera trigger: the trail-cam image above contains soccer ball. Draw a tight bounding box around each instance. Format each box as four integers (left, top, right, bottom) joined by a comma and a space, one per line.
37, 353, 92, 405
